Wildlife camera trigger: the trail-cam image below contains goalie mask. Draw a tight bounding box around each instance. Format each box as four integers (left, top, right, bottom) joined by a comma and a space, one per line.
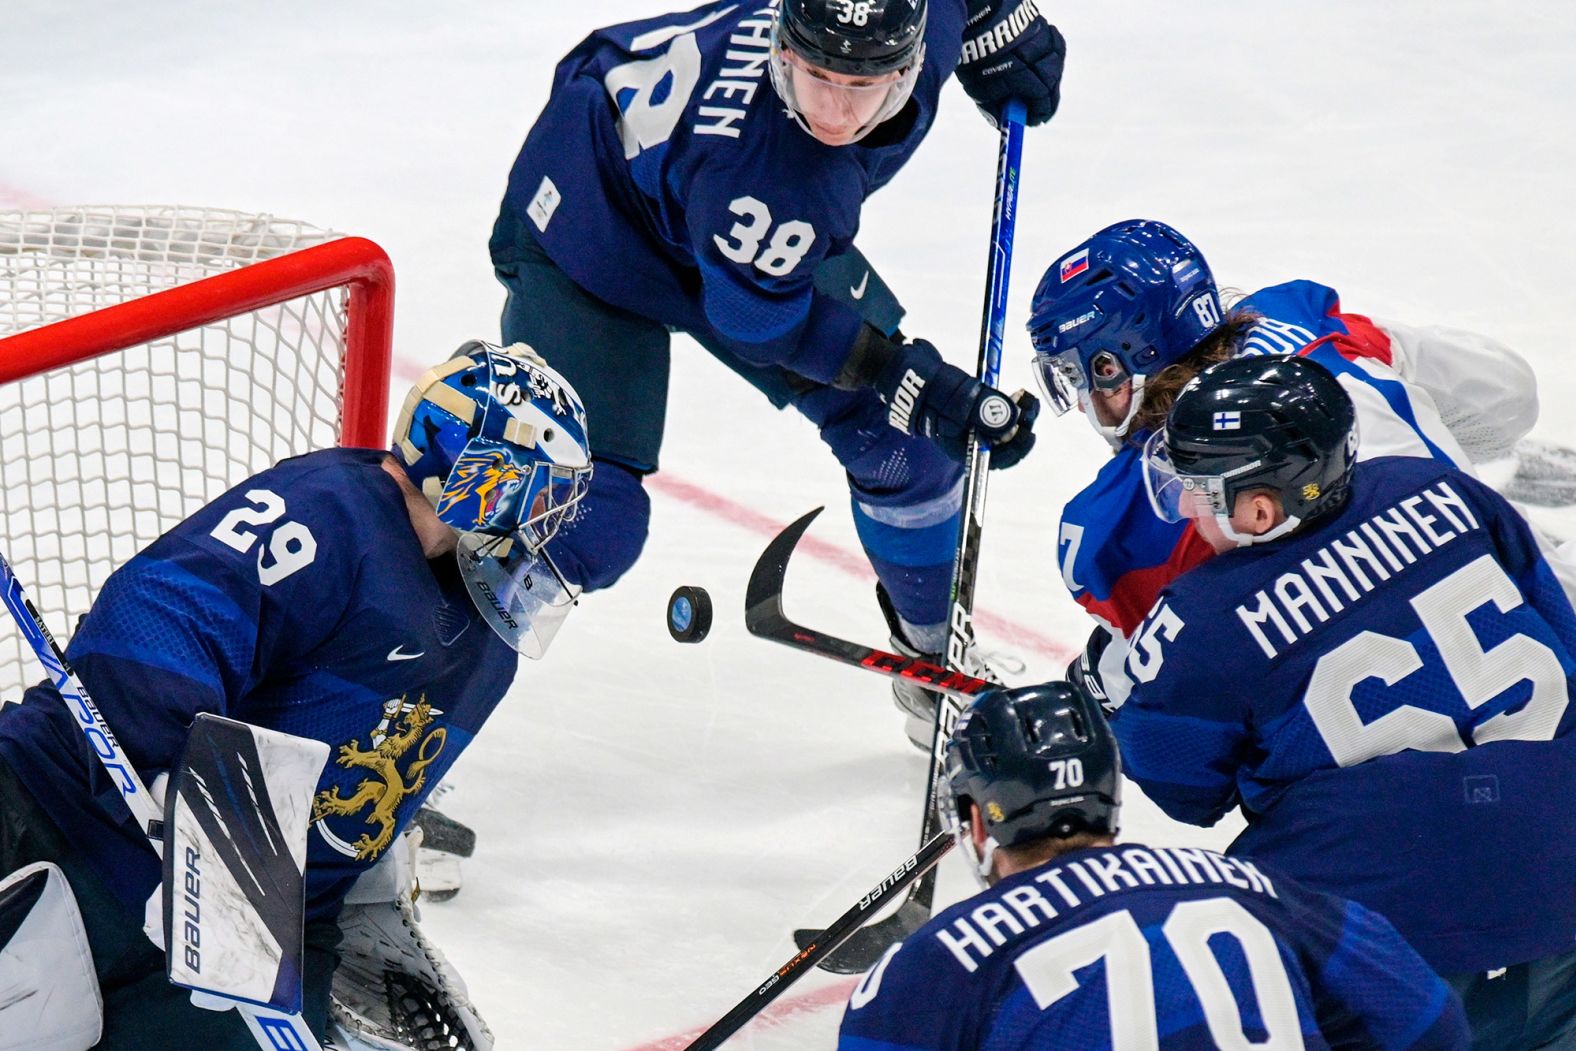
394, 340, 592, 658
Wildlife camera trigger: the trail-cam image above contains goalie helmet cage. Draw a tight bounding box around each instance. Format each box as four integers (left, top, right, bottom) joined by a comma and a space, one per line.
0, 205, 394, 701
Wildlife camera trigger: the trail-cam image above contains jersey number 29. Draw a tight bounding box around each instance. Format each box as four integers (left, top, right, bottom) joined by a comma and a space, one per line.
210, 489, 318, 586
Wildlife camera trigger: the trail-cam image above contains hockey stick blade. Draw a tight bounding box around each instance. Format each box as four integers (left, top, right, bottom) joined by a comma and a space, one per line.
683, 833, 953, 1051
790, 894, 937, 974
745, 507, 994, 702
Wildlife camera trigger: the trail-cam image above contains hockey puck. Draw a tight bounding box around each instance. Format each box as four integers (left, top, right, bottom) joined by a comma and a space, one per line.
667, 585, 713, 643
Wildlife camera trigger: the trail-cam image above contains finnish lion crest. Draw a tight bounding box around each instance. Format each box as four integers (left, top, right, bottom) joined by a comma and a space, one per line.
311, 694, 446, 861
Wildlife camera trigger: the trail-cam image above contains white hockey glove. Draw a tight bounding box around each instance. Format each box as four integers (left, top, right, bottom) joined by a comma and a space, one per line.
327, 828, 493, 1051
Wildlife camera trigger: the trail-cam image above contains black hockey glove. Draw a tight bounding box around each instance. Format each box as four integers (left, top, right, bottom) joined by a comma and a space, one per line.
871, 338, 1038, 468
956, 0, 1066, 128
1066, 624, 1115, 715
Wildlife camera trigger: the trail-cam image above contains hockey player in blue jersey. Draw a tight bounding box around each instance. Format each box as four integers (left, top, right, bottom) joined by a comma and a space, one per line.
0, 341, 590, 1050
837, 681, 1469, 1050
1119, 355, 1576, 1048
491, 0, 1064, 744
1024, 219, 1569, 709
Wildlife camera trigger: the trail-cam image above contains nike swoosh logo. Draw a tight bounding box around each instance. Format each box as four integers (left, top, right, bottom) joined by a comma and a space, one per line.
387, 645, 425, 662
850, 271, 869, 300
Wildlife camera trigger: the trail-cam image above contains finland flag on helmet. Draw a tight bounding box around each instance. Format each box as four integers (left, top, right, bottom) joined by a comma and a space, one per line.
393, 340, 593, 658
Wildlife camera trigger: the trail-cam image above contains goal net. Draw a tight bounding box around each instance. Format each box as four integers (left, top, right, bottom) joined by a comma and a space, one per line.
0, 205, 393, 700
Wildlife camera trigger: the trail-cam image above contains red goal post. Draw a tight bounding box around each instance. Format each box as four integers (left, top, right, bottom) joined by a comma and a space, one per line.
0, 205, 395, 699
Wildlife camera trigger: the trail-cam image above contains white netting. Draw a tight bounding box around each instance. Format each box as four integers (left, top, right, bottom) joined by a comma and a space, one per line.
0, 205, 356, 700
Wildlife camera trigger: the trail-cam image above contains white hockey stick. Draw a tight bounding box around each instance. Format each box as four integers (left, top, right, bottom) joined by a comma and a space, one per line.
0, 551, 327, 1051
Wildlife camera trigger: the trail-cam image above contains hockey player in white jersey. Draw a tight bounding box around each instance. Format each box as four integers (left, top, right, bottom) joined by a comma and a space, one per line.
1026, 219, 1566, 707
0, 341, 590, 1050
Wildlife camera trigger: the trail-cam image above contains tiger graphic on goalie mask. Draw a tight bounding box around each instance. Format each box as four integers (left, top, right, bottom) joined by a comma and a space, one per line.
434, 447, 527, 531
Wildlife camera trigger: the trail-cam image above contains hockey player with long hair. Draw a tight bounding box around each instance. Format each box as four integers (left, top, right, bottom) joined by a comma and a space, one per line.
1117, 356, 1576, 1047
1027, 219, 1567, 708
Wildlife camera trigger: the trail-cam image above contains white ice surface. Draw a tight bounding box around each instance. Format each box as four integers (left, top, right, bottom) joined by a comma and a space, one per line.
4, 2, 1575, 1047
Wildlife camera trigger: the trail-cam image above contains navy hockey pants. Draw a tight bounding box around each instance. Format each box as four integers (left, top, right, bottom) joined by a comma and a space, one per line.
1446, 953, 1576, 1050
0, 757, 340, 1050
494, 234, 965, 645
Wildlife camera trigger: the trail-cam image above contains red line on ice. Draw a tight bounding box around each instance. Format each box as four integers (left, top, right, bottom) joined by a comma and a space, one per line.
613, 977, 860, 1051
392, 357, 1074, 662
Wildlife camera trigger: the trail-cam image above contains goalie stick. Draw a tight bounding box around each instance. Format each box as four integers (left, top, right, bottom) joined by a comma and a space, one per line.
0, 550, 329, 1051
681, 832, 953, 1051
751, 100, 1028, 975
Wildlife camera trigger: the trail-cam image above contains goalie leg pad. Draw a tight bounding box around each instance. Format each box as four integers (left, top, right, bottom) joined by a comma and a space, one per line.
0, 861, 103, 1051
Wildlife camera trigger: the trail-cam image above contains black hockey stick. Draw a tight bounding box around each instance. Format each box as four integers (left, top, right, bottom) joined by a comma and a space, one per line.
745, 506, 998, 702
681, 832, 952, 1051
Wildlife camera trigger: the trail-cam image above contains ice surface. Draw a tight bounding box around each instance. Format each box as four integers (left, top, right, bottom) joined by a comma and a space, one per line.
4, 1, 1574, 1046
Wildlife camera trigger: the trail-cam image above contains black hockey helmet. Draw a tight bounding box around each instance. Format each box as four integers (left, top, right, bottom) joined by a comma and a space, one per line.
1143, 355, 1358, 546
942, 682, 1122, 853
775, 0, 927, 76
770, 0, 927, 145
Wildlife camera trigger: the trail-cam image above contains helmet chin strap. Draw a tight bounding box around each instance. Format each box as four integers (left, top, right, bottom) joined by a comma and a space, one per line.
956, 823, 1002, 890
1081, 374, 1149, 451
1218, 511, 1302, 548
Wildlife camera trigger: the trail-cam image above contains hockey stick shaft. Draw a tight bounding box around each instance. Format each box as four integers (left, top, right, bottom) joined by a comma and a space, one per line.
910, 98, 1027, 905
0, 552, 164, 844
0, 551, 324, 1051
682, 833, 953, 1051
740, 107, 1028, 976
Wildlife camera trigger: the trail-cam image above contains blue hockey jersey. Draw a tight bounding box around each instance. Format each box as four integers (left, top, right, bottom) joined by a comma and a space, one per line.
1115, 455, 1576, 974
838, 843, 1467, 1050
0, 449, 518, 922
492, 0, 965, 384
1058, 280, 1468, 638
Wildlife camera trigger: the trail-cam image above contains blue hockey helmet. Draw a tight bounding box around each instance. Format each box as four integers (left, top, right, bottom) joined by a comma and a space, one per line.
941, 681, 1121, 886
770, 0, 927, 146
1143, 355, 1358, 548
393, 340, 593, 657
1027, 220, 1223, 444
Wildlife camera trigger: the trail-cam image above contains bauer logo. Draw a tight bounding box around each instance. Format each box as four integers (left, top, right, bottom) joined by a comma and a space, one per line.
181, 846, 202, 974
1059, 248, 1090, 283
1057, 309, 1097, 334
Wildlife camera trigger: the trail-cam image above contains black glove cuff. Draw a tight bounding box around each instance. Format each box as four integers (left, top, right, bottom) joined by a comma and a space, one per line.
834, 323, 903, 391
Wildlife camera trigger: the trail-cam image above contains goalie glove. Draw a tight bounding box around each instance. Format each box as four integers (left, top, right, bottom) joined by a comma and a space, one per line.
328, 829, 493, 1051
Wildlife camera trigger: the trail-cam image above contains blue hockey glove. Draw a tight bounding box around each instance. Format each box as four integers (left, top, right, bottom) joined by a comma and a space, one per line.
873, 339, 1038, 468
956, 0, 1066, 128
